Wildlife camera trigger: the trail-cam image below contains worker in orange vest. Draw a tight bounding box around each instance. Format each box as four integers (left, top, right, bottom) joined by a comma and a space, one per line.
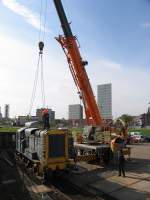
42, 108, 50, 129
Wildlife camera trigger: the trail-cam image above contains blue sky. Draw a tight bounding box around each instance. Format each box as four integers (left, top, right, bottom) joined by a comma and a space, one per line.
0, 0, 150, 118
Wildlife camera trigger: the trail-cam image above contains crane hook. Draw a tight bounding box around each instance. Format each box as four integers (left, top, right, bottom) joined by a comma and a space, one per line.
39, 41, 44, 54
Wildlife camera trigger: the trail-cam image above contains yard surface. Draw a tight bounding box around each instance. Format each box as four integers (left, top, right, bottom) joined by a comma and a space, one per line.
73, 143, 150, 200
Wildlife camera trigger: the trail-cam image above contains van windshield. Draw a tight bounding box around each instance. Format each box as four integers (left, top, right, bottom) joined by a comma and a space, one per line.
130, 132, 141, 136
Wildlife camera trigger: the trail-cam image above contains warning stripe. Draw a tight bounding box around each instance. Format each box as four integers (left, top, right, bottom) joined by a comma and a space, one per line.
75, 154, 96, 162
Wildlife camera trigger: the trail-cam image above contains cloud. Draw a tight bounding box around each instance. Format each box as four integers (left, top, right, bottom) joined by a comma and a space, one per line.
141, 22, 150, 28
1, 0, 49, 32
96, 59, 122, 70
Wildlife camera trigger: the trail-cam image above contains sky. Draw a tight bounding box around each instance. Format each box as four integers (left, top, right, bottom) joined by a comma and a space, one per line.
0, 0, 150, 119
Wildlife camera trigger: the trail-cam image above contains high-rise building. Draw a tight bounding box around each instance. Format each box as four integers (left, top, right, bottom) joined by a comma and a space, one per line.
0, 106, 2, 119
68, 104, 83, 120
4, 104, 9, 119
141, 107, 150, 128
97, 83, 112, 120
36, 108, 55, 122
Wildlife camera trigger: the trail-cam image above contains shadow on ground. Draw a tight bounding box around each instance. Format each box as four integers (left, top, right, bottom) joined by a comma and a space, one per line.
0, 149, 33, 200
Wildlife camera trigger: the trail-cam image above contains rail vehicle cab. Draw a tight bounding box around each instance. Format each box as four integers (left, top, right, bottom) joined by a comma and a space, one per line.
41, 128, 73, 171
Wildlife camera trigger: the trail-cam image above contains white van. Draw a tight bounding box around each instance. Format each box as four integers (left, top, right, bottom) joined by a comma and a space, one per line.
130, 131, 142, 136
129, 131, 144, 143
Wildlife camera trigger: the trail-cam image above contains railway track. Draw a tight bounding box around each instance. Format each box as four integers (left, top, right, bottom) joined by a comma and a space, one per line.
0, 149, 33, 200
17, 159, 73, 200
16, 157, 103, 200
0, 149, 113, 200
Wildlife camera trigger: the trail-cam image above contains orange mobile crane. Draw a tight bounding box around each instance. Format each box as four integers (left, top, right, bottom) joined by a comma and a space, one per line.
53, 0, 105, 141
53, 1, 130, 160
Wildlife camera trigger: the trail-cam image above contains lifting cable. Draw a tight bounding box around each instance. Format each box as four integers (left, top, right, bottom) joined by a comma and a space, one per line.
28, 0, 48, 115
40, 47, 46, 108
39, 0, 48, 43
29, 42, 45, 115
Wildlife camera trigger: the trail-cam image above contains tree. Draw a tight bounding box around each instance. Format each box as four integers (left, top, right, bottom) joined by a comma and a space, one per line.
120, 114, 134, 125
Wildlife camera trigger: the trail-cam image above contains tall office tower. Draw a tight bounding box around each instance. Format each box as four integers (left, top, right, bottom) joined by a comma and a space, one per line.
97, 83, 112, 120
68, 104, 83, 120
0, 106, 2, 119
4, 104, 10, 119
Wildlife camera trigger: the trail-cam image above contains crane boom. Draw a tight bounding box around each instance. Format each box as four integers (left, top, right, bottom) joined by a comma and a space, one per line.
53, 0, 103, 126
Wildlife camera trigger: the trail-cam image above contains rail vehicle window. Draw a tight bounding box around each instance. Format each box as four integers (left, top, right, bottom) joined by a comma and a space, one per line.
12, 134, 16, 142
48, 134, 65, 157
26, 136, 29, 147
20, 131, 25, 140
16, 134, 18, 148
34, 137, 36, 150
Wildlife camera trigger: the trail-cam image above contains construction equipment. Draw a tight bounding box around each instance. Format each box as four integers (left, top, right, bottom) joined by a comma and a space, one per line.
52, 0, 130, 159
53, 0, 106, 143
51, 0, 115, 164
16, 123, 75, 176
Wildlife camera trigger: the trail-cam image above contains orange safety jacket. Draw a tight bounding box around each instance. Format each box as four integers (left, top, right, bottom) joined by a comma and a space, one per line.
42, 109, 49, 116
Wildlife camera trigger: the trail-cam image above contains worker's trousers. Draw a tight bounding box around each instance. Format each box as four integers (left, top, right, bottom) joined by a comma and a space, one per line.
44, 118, 50, 129
118, 163, 125, 176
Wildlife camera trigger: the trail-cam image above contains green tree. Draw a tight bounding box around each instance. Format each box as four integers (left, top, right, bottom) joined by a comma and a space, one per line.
120, 114, 134, 125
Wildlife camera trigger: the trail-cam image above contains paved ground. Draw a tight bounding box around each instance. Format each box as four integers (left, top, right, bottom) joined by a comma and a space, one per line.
62, 143, 150, 200
82, 143, 150, 200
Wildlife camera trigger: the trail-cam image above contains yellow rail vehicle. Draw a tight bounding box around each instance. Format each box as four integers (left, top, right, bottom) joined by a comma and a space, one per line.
16, 125, 74, 175
43, 129, 71, 171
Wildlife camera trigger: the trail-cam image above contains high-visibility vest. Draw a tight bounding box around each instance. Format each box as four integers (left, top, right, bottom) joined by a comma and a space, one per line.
42, 109, 49, 116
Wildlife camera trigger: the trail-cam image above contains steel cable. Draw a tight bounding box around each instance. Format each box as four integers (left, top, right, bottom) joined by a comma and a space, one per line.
28, 0, 47, 115
29, 55, 40, 115
40, 54, 46, 108
42, 0, 48, 42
